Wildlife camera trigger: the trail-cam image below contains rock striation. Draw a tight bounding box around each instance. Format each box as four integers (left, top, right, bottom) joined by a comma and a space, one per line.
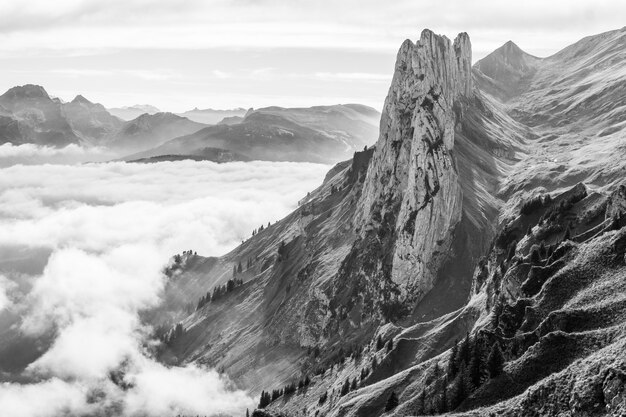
354, 30, 472, 303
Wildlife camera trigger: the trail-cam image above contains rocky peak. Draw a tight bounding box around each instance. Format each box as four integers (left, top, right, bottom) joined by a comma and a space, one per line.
473, 39, 541, 100
475, 40, 540, 76
0, 84, 51, 101
71, 95, 93, 105
352, 30, 472, 303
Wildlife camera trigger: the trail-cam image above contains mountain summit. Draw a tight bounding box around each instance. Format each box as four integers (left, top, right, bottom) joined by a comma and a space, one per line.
474, 40, 541, 100
154, 27, 626, 416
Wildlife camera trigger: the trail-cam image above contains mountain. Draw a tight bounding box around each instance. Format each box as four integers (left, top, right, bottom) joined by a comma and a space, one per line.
154, 27, 626, 416
176, 107, 248, 125
125, 104, 381, 163
0, 86, 207, 153
107, 104, 160, 121
0, 85, 81, 146
104, 112, 208, 153
61, 95, 123, 143
473, 41, 541, 100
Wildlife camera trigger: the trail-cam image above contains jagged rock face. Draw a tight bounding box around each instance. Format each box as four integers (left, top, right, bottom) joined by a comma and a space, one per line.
355, 30, 472, 300
0, 84, 81, 146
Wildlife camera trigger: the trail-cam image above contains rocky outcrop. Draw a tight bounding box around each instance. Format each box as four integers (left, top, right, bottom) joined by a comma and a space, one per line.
354, 30, 472, 302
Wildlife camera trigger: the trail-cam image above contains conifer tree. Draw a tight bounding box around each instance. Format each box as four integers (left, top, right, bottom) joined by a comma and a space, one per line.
376, 335, 384, 350
385, 391, 399, 411
448, 339, 460, 377
433, 361, 441, 378
487, 341, 505, 378
340, 378, 350, 396
440, 377, 448, 413
459, 333, 471, 365
387, 338, 394, 352
451, 362, 472, 410
469, 336, 487, 387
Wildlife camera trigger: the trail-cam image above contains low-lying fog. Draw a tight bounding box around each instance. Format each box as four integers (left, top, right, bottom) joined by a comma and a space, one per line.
0, 144, 330, 416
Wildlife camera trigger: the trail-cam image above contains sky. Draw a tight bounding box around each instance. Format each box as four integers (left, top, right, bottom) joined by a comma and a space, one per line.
0, 146, 331, 415
0, 0, 624, 111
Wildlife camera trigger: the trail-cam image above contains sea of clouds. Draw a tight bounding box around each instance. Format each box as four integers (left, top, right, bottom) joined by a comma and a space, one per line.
0, 145, 330, 416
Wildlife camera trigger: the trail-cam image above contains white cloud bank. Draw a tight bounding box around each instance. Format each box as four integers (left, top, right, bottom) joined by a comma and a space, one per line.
0, 154, 330, 416
0, 143, 115, 167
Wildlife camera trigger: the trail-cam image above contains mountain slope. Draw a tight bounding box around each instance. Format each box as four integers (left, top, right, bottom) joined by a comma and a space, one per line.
0, 85, 81, 146
155, 28, 525, 405
473, 41, 542, 101
105, 112, 208, 153
152, 27, 626, 417
62, 95, 123, 142
126, 104, 381, 164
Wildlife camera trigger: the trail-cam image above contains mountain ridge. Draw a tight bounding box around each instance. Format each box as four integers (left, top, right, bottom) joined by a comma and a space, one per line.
156, 27, 626, 416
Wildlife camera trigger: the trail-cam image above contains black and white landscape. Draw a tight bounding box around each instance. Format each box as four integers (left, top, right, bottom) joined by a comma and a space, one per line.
1, 1, 626, 417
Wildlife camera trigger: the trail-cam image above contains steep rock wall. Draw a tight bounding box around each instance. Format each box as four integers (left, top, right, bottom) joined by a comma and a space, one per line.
354, 30, 472, 303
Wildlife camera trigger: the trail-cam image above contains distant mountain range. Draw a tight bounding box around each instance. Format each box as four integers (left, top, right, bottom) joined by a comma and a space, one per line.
176, 107, 249, 125
0, 85, 380, 163
125, 104, 381, 163
107, 104, 161, 121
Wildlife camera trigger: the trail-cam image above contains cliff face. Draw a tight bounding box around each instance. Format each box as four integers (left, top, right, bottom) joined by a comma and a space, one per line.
157, 29, 516, 396
355, 30, 472, 302
156, 28, 626, 417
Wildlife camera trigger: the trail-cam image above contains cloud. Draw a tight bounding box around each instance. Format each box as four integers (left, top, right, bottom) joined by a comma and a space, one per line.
0, 143, 114, 167
0, 154, 329, 415
0, 275, 15, 312
0, 0, 624, 54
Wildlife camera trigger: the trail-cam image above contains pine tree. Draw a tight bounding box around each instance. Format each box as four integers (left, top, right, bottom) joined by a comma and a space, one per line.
350, 378, 357, 391
433, 361, 441, 378
530, 246, 541, 264
385, 391, 399, 411
440, 377, 448, 413
448, 339, 460, 377
469, 336, 487, 388
340, 378, 350, 396
451, 362, 472, 410
246, 408, 250, 417
376, 335, 384, 350
237, 261, 243, 273
277, 240, 287, 261
387, 338, 394, 352
458, 333, 471, 366
487, 341, 505, 378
